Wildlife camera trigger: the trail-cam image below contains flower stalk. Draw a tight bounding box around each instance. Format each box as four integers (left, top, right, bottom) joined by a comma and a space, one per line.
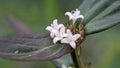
70, 24, 85, 68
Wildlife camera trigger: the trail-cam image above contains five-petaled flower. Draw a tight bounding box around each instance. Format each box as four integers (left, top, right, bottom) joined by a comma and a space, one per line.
61, 29, 80, 49
65, 9, 84, 24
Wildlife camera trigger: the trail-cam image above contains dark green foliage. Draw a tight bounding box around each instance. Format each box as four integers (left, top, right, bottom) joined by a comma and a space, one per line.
0, 34, 70, 61
79, 0, 120, 35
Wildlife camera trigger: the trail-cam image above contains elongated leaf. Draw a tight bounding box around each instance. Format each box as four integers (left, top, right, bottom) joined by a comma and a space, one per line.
79, 0, 117, 25
79, 0, 98, 15
85, 12, 120, 35
79, 0, 120, 35
0, 34, 70, 61
89, 0, 120, 22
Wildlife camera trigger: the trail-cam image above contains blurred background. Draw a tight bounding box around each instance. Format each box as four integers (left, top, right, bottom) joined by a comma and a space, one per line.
0, 0, 120, 68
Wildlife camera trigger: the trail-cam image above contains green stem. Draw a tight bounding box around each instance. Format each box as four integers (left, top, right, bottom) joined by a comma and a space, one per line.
71, 47, 82, 68
71, 51, 79, 68
77, 46, 82, 68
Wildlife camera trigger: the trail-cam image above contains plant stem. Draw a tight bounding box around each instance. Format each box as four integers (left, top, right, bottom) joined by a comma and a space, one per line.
71, 46, 82, 68
77, 46, 82, 68
71, 51, 79, 68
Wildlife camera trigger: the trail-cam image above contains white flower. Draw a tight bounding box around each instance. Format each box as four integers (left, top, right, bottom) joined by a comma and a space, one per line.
46, 19, 64, 38
46, 19, 81, 48
61, 29, 80, 49
50, 19, 64, 30
53, 25, 66, 43
62, 64, 72, 68
65, 9, 84, 24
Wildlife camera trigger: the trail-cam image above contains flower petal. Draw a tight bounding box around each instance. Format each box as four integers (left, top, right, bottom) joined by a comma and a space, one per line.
70, 41, 76, 49
73, 9, 80, 16
53, 19, 59, 29
72, 18, 77, 24
53, 19, 58, 25
72, 34, 80, 41
58, 24, 64, 29
66, 29, 72, 36
53, 37, 60, 44
50, 33, 55, 38
76, 15, 84, 20
51, 29, 57, 33
46, 26, 53, 32
60, 26, 65, 35
62, 34, 68, 37
61, 38, 69, 43
65, 12, 72, 16
65, 12, 73, 20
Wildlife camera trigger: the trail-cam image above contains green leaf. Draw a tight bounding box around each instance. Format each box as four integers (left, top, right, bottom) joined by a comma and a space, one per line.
79, 0, 98, 15
85, 12, 120, 35
79, 0, 120, 35
0, 34, 70, 61
88, 0, 120, 22
79, 0, 117, 25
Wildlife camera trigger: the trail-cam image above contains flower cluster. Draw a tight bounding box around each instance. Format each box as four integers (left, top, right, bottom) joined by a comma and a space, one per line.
46, 19, 80, 49
46, 9, 84, 49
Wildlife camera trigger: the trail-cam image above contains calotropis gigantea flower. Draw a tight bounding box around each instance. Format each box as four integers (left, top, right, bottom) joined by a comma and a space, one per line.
61, 29, 80, 49
46, 19, 64, 38
65, 9, 84, 24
